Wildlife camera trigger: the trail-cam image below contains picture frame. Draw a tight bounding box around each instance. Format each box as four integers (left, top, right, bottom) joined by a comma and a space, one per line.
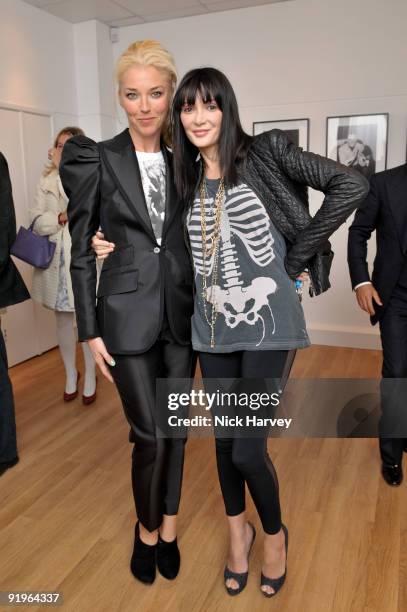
326, 113, 388, 178
253, 118, 310, 151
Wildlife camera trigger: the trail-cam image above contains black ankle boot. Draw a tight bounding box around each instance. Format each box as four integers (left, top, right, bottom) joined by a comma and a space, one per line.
157, 534, 180, 580
130, 522, 157, 584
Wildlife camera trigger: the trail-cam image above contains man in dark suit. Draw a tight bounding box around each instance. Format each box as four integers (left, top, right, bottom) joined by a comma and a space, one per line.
348, 163, 407, 486
0, 151, 30, 476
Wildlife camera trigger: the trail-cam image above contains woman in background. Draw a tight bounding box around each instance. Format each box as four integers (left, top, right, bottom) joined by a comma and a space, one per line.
30, 127, 97, 404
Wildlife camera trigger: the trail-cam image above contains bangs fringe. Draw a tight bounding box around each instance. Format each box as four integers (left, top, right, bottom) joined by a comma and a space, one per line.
174, 73, 222, 110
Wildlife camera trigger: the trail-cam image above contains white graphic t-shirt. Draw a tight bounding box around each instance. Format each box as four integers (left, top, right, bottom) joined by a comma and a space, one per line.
136, 151, 166, 244
187, 179, 310, 352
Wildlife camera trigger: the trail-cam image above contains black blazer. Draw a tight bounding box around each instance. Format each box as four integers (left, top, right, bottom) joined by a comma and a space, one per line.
348, 164, 407, 325
0, 152, 30, 309
60, 129, 194, 354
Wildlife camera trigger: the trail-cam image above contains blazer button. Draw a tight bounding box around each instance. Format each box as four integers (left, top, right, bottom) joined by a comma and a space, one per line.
153, 247, 160, 254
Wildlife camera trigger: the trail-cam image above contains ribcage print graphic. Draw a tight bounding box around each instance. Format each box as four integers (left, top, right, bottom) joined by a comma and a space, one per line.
189, 184, 278, 345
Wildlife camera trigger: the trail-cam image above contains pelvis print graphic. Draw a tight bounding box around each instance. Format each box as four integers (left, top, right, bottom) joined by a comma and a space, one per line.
191, 185, 278, 346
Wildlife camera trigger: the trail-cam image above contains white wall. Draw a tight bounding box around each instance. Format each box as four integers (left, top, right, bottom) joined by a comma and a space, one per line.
0, 1, 116, 149
0, 0, 78, 128
113, 0, 407, 348
73, 20, 116, 140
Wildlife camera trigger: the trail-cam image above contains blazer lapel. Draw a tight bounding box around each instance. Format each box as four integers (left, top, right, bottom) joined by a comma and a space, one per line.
161, 146, 180, 239
100, 129, 154, 238
386, 165, 407, 254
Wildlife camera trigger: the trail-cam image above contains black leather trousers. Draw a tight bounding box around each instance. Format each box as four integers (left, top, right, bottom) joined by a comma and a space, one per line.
110, 312, 195, 532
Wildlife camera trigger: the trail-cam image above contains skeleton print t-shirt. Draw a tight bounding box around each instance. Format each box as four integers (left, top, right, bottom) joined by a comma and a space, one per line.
136, 150, 166, 244
187, 179, 310, 352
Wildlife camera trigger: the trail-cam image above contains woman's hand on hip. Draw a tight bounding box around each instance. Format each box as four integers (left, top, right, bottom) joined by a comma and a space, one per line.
296, 272, 309, 282
87, 337, 115, 383
91, 231, 115, 260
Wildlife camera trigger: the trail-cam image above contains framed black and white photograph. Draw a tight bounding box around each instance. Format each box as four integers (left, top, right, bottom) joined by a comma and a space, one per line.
326, 113, 388, 179
253, 118, 309, 151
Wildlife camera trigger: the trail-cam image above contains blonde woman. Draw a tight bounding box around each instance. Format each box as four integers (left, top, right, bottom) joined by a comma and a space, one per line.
60, 42, 195, 585
30, 127, 97, 404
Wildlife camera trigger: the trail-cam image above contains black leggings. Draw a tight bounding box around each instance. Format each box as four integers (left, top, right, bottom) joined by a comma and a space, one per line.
199, 350, 289, 535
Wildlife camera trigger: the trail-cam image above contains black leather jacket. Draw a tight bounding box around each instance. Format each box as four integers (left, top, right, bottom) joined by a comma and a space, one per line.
185, 130, 369, 296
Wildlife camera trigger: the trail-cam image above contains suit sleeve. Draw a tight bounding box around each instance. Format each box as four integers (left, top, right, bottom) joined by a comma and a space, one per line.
0, 152, 16, 275
59, 135, 101, 341
347, 175, 380, 289
268, 129, 369, 277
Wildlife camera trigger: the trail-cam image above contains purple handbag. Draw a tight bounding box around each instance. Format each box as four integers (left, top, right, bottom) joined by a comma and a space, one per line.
11, 215, 56, 269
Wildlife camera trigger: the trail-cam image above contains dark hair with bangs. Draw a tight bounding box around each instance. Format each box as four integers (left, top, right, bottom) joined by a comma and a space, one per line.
171, 67, 252, 202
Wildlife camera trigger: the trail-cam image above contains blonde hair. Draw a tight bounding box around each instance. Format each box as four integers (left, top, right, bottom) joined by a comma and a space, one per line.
43, 126, 84, 176
116, 40, 177, 145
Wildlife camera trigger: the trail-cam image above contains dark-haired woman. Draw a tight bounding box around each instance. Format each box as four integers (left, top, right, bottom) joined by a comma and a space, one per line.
93, 67, 369, 597
172, 67, 368, 597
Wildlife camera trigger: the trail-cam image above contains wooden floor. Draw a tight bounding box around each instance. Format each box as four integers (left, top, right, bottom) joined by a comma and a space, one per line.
1, 344, 405, 612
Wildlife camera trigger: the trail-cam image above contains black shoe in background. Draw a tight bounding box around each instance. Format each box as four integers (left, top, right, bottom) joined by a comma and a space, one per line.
381, 463, 403, 486
0, 456, 19, 477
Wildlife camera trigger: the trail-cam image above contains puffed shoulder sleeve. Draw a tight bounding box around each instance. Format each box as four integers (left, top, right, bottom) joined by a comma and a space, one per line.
267, 129, 369, 277
60, 135, 99, 198
60, 136, 101, 341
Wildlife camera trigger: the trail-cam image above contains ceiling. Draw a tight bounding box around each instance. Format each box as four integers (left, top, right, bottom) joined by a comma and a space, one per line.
22, 0, 291, 26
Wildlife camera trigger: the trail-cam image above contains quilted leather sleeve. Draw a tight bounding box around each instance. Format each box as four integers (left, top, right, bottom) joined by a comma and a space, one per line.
266, 129, 369, 277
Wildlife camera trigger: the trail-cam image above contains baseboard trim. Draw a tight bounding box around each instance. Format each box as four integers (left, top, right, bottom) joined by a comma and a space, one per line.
307, 324, 381, 349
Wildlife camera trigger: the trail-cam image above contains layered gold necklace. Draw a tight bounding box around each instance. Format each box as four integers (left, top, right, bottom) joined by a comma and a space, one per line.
199, 176, 225, 348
